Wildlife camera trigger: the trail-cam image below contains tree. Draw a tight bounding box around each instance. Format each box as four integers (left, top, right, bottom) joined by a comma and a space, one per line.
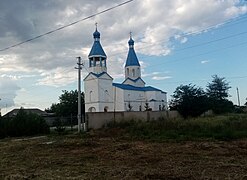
170, 84, 208, 118
206, 75, 231, 101
144, 102, 150, 111
206, 75, 233, 114
46, 90, 85, 117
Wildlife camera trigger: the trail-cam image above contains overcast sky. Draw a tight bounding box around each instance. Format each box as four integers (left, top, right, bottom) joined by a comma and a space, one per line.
0, 0, 247, 114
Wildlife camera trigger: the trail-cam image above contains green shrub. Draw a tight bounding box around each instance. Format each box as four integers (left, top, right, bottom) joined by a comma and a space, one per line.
107, 114, 247, 140
0, 109, 50, 138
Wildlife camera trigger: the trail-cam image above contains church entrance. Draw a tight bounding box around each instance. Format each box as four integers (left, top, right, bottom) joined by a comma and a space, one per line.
104, 106, 108, 112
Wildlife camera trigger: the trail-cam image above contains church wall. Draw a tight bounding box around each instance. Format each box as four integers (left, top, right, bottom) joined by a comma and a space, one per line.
123, 90, 146, 111
84, 77, 114, 112
114, 87, 125, 111
145, 91, 168, 111
84, 78, 99, 104
145, 91, 156, 101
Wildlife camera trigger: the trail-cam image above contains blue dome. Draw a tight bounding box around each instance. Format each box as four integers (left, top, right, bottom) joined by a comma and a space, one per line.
93, 29, 100, 39
125, 36, 140, 67
128, 37, 134, 46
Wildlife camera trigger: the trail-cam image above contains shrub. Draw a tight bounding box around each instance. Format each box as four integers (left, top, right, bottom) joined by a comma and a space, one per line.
108, 114, 247, 140
0, 109, 49, 138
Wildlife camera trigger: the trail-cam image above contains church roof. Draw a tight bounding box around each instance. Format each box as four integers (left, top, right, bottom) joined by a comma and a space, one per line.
113, 83, 166, 93
84, 72, 113, 80
88, 28, 106, 58
125, 37, 140, 67
122, 77, 145, 84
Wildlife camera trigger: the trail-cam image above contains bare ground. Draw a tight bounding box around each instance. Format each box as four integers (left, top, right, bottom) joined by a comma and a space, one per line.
0, 130, 247, 180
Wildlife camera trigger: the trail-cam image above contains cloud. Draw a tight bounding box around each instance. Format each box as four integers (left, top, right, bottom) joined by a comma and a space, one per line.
0, 0, 246, 88
0, 77, 20, 107
201, 60, 210, 64
152, 76, 172, 80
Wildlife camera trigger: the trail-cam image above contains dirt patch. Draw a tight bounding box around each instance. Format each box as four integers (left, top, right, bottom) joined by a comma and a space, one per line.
0, 133, 247, 179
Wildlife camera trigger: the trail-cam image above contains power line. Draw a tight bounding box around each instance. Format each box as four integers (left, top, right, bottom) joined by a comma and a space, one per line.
0, 0, 134, 52
149, 75, 247, 85
132, 14, 247, 54
145, 39, 247, 69
96, 14, 247, 61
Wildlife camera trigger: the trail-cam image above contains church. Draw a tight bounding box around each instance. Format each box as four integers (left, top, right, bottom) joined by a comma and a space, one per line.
84, 27, 167, 112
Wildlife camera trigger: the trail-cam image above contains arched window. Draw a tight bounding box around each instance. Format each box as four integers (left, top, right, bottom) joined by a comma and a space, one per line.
104, 90, 109, 102
127, 68, 129, 76
88, 107, 96, 112
132, 69, 135, 77
89, 91, 93, 102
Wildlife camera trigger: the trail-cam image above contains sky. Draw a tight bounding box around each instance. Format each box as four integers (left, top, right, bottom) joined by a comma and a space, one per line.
0, 0, 247, 114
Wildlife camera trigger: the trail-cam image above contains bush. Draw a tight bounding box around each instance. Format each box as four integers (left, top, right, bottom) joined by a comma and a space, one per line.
107, 114, 247, 140
53, 118, 66, 134
0, 109, 50, 138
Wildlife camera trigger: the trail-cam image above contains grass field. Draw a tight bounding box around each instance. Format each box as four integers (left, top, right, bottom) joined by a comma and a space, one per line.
0, 130, 247, 179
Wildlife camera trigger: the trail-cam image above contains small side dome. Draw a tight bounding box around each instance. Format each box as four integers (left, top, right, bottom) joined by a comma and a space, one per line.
93, 29, 100, 39
128, 37, 134, 46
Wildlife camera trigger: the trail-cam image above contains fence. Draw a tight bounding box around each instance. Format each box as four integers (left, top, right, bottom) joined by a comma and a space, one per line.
86, 110, 180, 129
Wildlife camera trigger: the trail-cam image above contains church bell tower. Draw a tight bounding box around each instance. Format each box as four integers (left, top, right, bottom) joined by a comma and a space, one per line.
88, 24, 107, 74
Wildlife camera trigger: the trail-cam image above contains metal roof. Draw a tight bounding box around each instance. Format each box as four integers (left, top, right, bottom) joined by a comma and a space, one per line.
125, 37, 140, 67
113, 83, 166, 93
88, 29, 106, 58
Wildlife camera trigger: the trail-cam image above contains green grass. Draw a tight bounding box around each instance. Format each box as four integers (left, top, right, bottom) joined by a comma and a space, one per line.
107, 114, 247, 140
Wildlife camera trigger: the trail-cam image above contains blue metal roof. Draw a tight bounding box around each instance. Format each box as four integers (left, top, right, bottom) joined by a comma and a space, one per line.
113, 83, 166, 93
93, 29, 100, 39
88, 29, 106, 58
125, 37, 140, 67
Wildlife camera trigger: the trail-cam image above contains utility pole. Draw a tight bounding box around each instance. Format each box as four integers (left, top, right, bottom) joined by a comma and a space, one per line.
236, 87, 241, 106
0, 98, 1, 117
76, 57, 82, 133
114, 86, 116, 122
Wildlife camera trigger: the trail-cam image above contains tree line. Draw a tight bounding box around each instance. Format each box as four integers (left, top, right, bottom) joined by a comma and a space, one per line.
169, 75, 244, 118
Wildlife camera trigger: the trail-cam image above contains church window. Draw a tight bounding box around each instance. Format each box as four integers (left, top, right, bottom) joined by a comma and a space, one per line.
96, 60, 100, 67
127, 68, 129, 76
104, 90, 109, 102
89, 91, 93, 102
132, 69, 135, 77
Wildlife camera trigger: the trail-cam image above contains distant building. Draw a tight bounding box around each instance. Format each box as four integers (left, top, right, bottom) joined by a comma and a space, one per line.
3, 108, 48, 118
84, 27, 167, 112
3, 108, 56, 126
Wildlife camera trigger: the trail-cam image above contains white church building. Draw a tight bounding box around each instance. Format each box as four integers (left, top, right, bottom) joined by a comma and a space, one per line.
84, 27, 167, 112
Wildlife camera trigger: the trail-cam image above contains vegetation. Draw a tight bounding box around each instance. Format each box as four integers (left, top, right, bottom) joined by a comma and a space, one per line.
107, 114, 247, 140
46, 90, 84, 117
0, 108, 49, 138
170, 84, 208, 118
206, 75, 233, 114
170, 75, 234, 118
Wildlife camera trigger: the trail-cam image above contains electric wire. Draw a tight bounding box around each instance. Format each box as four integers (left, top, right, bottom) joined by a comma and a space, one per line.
0, 0, 134, 52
